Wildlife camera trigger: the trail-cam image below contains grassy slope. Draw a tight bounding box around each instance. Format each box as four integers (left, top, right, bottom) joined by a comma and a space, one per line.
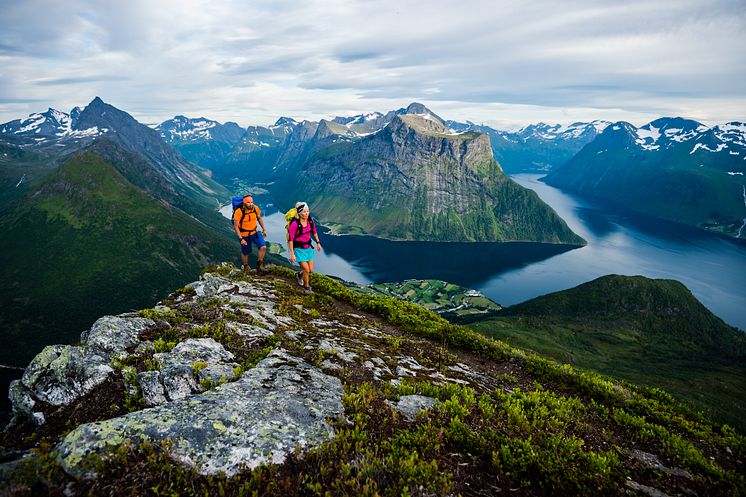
0, 150, 244, 366
467, 275, 746, 430
3, 266, 744, 496
0, 141, 58, 211
352, 279, 502, 317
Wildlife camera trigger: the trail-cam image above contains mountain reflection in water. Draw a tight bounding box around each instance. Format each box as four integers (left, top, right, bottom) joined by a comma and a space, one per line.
247, 173, 746, 332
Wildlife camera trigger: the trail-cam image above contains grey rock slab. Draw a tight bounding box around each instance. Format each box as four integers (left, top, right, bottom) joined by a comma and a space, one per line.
629, 449, 693, 480
363, 358, 393, 381
187, 273, 238, 300
8, 380, 38, 422
160, 363, 198, 401
390, 395, 439, 421
197, 363, 239, 386
138, 371, 167, 407
428, 371, 470, 385
166, 338, 235, 364
226, 321, 274, 340
320, 360, 342, 370
82, 316, 154, 359
152, 338, 238, 400
318, 339, 357, 362
12, 345, 114, 422
625, 480, 672, 497
284, 329, 306, 341
56, 349, 344, 478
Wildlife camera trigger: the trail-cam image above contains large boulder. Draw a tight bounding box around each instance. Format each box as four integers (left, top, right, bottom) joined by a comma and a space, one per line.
150, 338, 239, 404
82, 316, 154, 359
8, 315, 153, 425
8, 345, 113, 425
56, 349, 345, 478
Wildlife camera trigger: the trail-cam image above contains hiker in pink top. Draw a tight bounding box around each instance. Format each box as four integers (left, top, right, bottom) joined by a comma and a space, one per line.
288, 202, 322, 292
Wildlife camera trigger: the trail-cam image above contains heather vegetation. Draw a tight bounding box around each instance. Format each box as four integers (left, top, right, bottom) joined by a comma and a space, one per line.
1, 265, 744, 496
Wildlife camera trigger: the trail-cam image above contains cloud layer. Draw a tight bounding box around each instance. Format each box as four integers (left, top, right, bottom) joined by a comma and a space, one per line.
1, 0, 744, 128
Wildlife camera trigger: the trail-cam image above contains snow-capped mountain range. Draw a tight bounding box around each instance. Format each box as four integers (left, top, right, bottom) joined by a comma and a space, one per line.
620, 118, 746, 157
155, 116, 244, 145
0, 107, 107, 142
544, 116, 746, 238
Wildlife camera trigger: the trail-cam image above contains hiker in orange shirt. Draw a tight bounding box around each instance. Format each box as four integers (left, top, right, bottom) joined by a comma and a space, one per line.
233, 195, 268, 273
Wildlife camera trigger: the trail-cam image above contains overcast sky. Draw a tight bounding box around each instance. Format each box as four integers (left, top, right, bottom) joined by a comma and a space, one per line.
1, 0, 745, 129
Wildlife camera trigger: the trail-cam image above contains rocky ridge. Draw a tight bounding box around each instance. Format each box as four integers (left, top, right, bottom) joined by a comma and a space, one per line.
287, 112, 585, 243
1, 265, 744, 496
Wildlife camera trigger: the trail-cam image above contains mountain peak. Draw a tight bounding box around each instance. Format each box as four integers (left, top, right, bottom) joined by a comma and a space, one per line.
274, 117, 297, 126
389, 113, 450, 135
403, 103, 445, 124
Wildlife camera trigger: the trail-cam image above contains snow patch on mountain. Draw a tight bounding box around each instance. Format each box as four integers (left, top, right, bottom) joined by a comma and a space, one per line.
691, 143, 727, 154
635, 125, 661, 150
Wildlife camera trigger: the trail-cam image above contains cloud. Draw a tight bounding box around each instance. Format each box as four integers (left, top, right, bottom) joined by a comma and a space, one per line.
0, 0, 744, 127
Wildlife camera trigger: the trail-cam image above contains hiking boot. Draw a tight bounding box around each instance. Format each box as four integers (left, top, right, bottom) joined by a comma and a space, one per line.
256, 260, 268, 274
302, 285, 313, 293
295, 271, 304, 287
242, 264, 252, 274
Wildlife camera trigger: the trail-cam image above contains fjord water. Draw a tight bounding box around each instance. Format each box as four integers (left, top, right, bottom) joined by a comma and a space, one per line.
242, 174, 746, 331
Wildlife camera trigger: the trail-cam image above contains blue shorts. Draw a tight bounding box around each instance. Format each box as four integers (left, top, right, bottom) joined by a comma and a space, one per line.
294, 247, 315, 263
240, 232, 266, 255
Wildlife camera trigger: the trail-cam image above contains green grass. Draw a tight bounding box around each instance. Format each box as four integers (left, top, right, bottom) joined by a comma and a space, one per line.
0, 149, 255, 366
354, 279, 502, 317
468, 275, 746, 431
3, 267, 745, 496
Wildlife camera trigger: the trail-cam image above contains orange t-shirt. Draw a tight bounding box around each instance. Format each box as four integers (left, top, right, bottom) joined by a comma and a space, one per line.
233, 205, 261, 234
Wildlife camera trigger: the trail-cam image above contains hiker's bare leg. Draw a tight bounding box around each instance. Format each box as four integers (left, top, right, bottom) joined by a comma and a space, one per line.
299, 261, 311, 287
308, 260, 315, 274
241, 253, 249, 269
258, 245, 266, 264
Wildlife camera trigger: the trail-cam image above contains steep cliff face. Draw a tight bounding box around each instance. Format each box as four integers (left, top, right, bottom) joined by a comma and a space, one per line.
289, 114, 584, 244
2, 265, 743, 496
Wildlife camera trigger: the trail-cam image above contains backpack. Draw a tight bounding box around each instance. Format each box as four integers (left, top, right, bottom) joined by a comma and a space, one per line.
232, 195, 258, 234
284, 208, 298, 242
285, 208, 316, 248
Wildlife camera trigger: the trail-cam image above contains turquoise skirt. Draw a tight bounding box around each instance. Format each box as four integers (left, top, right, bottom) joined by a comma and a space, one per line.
295, 247, 315, 263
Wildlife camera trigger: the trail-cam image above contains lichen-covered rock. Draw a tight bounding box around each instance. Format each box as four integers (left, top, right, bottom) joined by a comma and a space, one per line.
154, 338, 238, 401
390, 395, 439, 421
137, 371, 167, 407
226, 321, 274, 341
9, 344, 114, 424
197, 364, 237, 386
8, 380, 39, 423
56, 349, 344, 478
159, 363, 198, 401
187, 273, 239, 300
82, 316, 154, 359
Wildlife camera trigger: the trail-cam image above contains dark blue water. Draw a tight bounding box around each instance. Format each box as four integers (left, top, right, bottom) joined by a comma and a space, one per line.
240, 175, 746, 331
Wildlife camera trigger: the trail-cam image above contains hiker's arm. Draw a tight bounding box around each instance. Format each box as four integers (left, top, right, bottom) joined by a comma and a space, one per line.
234, 219, 246, 244
314, 232, 322, 251
257, 214, 267, 234
288, 241, 296, 263
312, 220, 322, 251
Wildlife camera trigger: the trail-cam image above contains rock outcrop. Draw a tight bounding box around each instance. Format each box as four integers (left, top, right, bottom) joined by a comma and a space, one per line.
6, 265, 480, 479
2, 264, 742, 497
57, 349, 344, 478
